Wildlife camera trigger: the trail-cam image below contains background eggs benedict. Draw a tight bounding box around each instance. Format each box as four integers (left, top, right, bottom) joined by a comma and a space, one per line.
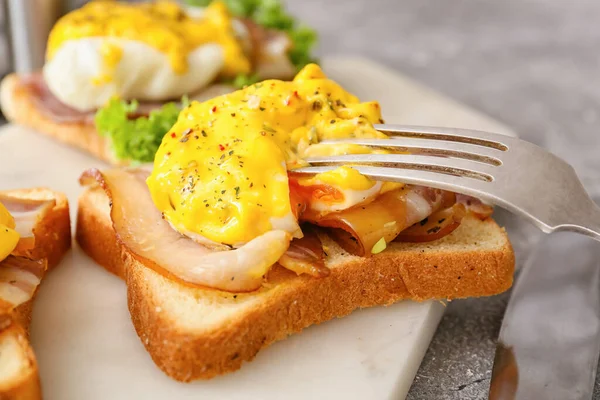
45, 1, 252, 112
0, 0, 317, 165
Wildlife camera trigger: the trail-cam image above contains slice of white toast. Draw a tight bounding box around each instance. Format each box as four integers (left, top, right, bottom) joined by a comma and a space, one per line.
0, 189, 71, 400
76, 185, 514, 382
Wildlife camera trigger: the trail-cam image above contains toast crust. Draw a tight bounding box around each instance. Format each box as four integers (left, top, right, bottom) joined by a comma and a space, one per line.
0, 73, 119, 165
0, 323, 41, 400
76, 186, 514, 381
0, 189, 71, 399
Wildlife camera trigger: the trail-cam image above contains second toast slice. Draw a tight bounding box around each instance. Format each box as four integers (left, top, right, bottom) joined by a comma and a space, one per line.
0, 189, 71, 400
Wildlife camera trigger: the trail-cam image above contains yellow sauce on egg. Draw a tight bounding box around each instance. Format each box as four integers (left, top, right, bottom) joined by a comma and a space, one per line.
92, 40, 123, 86
147, 64, 388, 245
0, 202, 19, 262
47, 0, 250, 77
299, 166, 375, 191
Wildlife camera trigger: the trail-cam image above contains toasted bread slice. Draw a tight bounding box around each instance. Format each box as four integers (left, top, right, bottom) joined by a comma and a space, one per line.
0, 189, 71, 400
0, 322, 40, 400
76, 186, 514, 382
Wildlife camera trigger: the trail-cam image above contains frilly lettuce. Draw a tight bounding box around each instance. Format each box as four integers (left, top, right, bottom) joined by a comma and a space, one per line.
95, 99, 184, 163
231, 73, 260, 89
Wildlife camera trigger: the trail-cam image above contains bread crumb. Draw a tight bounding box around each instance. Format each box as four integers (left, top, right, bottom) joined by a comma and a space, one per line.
155, 306, 162, 313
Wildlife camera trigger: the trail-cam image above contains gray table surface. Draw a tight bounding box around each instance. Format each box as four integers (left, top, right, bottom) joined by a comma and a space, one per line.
285, 0, 600, 399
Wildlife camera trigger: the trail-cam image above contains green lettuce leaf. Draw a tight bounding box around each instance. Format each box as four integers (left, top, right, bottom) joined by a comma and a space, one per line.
231, 73, 261, 89
95, 99, 182, 163
183, 0, 318, 70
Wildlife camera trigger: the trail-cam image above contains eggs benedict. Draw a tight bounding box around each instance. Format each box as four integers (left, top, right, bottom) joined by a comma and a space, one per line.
81, 64, 493, 292
0, 0, 317, 165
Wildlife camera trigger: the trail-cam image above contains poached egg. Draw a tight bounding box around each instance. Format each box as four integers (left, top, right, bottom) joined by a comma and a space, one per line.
43, 1, 251, 111
147, 64, 401, 247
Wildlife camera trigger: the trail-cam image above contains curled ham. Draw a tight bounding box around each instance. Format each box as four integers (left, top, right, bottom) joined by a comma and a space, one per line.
0, 256, 45, 313
456, 194, 494, 220
300, 186, 456, 256
80, 168, 295, 292
17, 73, 235, 125
278, 227, 329, 278
396, 203, 466, 243
18, 73, 97, 124
0, 194, 56, 255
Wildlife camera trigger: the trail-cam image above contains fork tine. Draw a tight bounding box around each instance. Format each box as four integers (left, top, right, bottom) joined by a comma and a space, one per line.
318, 137, 503, 165
373, 124, 512, 151
292, 165, 495, 203
304, 154, 498, 182
297, 124, 600, 241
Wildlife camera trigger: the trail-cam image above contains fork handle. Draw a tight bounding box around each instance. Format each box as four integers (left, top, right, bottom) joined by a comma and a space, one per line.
558, 200, 600, 242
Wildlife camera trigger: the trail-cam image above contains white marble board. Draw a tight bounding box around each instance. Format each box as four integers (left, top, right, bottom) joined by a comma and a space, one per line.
0, 57, 515, 400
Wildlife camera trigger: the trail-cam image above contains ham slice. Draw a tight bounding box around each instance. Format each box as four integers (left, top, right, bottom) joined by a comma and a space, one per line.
456, 194, 494, 220
0, 195, 50, 311
17, 73, 235, 126
18, 73, 150, 124
80, 168, 293, 292
395, 203, 466, 243
0, 194, 56, 255
300, 186, 457, 256
79, 167, 331, 291
0, 256, 45, 313
16, 73, 96, 124
278, 227, 329, 277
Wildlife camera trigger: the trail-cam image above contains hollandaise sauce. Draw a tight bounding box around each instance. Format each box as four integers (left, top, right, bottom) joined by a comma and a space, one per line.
0, 202, 19, 261
147, 64, 387, 246
46, 0, 250, 76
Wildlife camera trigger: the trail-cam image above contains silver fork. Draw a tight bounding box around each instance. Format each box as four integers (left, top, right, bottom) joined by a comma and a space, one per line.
294, 124, 600, 241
